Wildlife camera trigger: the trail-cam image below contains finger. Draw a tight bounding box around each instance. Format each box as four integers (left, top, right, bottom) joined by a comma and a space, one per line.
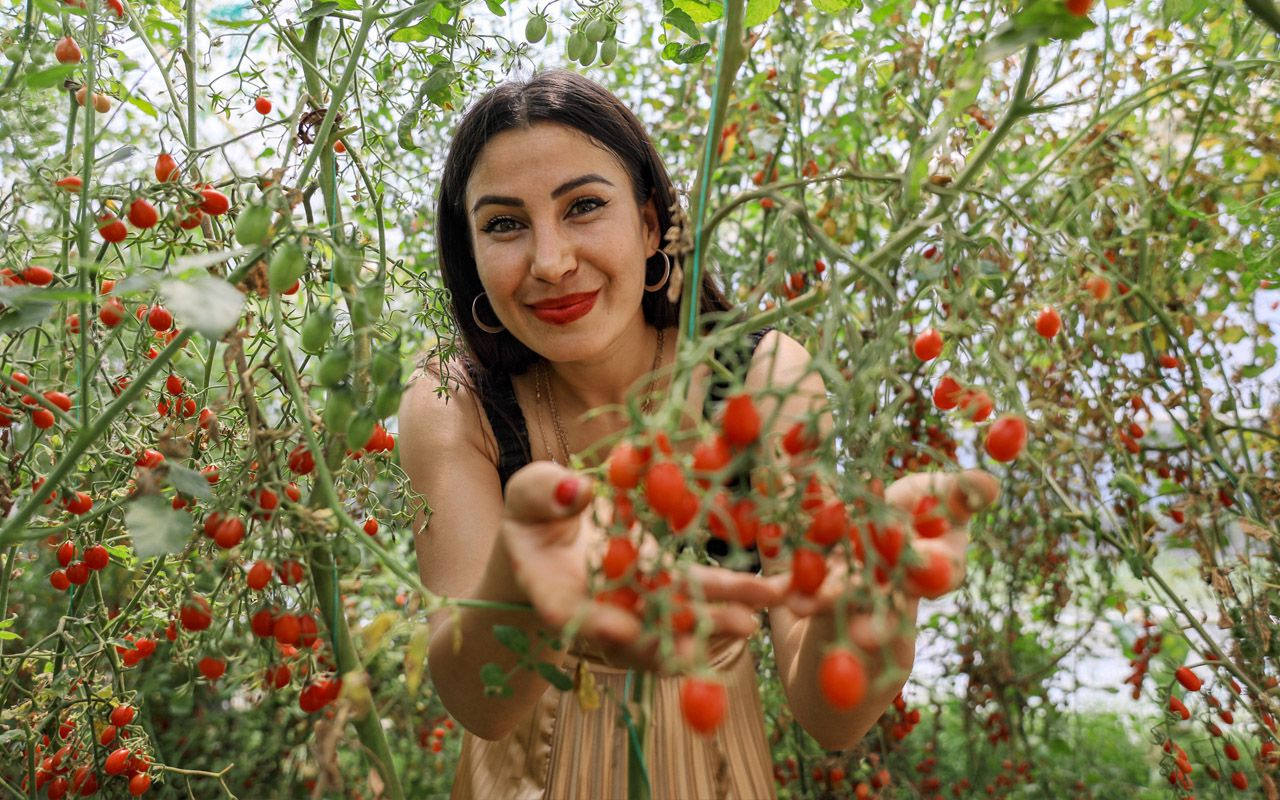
686, 565, 790, 609
704, 603, 762, 639
577, 600, 645, 647
884, 468, 1000, 526
946, 468, 1000, 525
504, 461, 594, 526
906, 537, 967, 597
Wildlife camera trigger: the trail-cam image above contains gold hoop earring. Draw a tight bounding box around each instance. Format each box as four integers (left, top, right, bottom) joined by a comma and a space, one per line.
644, 251, 672, 293
471, 293, 505, 334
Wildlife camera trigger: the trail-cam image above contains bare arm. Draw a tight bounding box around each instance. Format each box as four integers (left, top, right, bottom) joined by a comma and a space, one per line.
743, 332, 992, 750
400, 366, 568, 741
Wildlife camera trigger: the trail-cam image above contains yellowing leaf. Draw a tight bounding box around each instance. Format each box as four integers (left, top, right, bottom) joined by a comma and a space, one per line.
361, 611, 399, 653
575, 660, 600, 712
406, 623, 431, 696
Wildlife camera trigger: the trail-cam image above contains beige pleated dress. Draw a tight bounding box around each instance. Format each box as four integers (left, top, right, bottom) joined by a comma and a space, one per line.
448, 636, 777, 800
452, 331, 778, 799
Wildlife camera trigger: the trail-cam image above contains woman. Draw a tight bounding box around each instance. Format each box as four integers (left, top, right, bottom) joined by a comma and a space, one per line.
398, 69, 998, 799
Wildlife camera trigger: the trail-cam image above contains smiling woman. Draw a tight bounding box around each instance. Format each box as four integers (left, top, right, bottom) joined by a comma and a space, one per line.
398, 69, 997, 800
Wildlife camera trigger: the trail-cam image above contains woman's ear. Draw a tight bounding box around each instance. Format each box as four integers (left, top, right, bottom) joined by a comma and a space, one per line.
642, 193, 661, 255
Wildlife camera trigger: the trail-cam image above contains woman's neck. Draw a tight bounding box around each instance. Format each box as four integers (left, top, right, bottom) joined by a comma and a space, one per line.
544, 324, 670, 418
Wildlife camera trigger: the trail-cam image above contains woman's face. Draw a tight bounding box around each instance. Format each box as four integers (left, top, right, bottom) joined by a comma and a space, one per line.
464, 122, 660, 363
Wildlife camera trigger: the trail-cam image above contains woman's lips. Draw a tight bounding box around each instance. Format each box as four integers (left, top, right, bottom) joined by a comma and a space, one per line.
529, 291, 598, 325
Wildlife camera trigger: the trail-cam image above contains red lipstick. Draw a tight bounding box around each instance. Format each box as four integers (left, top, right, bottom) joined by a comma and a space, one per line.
529, 291, 598, 325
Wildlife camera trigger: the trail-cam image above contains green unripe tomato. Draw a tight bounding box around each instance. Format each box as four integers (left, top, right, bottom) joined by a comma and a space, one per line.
235, 203, 272, 246
525, 14, 548, 43
578, 40, 596, 67
359, 280, 385, 325
316, 344, 353, 389
566, 31, 587, 61
585, 18, 608, 43
332, 244, 360, 287
370, 340, 401, 385
346, 407, 378, 451
300, 306, 334, 354
268, 241, 305, 294
323, 385, 355, 434
599, 38, 617, 66
4, 45, 23, 64
396, 115, 418, 151
373, 379, 403, 420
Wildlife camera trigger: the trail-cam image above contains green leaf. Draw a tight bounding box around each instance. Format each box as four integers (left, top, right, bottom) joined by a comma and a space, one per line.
1205, 249, 1239, 271
492, 624, 529, 656
127, 95, 159, 118
26, 65, 77, 90
484, 0, 506, 16
160, 275, 244, 339
985, 0, 1094, 60
167, 464, 214, 500
744, 0, 781, 27
299, 1, 339, 22
126, 496, 192, 560
0, 300, 54, 333
0, 631, 18, 641
676, 42, 711, 63
479, 662, 513, 697
391, 18, 440, 42
535, 661, 573, 690
870, 0, 899, 23
813, 0, 856, 13
387, 0, 438, 30
663, 7, 701, 39
671, 0, 722, 24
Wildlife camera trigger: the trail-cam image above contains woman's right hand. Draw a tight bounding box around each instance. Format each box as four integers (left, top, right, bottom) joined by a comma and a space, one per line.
500, 461, 786, 672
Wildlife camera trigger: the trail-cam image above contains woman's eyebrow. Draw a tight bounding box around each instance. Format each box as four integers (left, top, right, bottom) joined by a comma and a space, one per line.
470, 174, 615, 216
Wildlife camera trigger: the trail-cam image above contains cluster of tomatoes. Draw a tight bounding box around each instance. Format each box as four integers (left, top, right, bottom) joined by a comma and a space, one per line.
913, 328, 1029, 464
1124, 616, 1161, 700
25, 704, 153, 798
592, 384, 1015, 737
1161, 658, 1278, 794
47, 540, 111, 592
417, 717, 457, 754
54, 153, 230, 244
0, 371, 74, 432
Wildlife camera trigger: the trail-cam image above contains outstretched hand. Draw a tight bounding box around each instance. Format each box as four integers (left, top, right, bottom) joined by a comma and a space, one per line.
501, 461, 786, 672
778, 469, 1000, 661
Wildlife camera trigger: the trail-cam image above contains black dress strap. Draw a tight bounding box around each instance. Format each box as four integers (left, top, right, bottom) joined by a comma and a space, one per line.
462, 358, 532, 497
703, 326, 774, 420
701, 326, 774, 572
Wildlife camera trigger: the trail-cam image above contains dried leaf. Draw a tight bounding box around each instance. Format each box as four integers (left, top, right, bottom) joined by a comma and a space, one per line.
1237, 518, 1273, 543
575, 660, 600, 712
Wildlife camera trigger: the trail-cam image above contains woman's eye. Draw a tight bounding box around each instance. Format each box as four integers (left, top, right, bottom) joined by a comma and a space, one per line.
480, 217, 520, 234
570, 197, 606, 215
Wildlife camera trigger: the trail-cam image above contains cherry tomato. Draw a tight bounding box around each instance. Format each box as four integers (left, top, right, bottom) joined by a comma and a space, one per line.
913, 328, 943, 361
984, 415, 1027, 462
679, 677, 727, 735
819, 648, 867, 711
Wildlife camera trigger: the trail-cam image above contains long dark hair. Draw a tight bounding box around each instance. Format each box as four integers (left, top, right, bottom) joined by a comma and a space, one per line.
436, 69, 733, 375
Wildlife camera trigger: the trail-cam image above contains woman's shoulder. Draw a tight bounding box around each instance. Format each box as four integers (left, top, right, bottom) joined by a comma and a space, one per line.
400, 353, 499, 466
746, 328, 815, 387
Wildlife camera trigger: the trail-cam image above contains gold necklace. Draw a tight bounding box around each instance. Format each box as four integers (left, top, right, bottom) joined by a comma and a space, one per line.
538, 326, 666, 466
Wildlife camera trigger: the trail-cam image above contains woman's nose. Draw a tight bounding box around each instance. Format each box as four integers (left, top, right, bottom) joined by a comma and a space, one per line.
528, 229, 576, 283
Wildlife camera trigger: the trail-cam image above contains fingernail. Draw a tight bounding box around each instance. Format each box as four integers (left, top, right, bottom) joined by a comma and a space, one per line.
553, 477, 579, 508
